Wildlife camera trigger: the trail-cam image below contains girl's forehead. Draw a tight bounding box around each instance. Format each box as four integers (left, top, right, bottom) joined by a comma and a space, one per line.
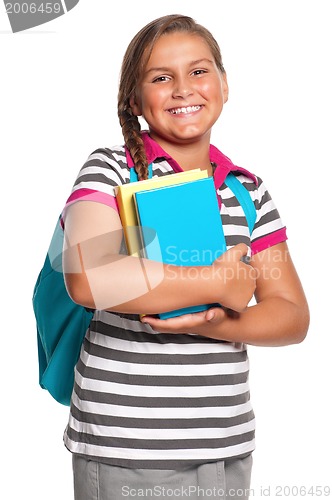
145, 32, 213, 64
152, 31, 208, 50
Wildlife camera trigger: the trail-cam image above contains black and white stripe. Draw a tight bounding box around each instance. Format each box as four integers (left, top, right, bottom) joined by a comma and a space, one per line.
63, 146, 284, 468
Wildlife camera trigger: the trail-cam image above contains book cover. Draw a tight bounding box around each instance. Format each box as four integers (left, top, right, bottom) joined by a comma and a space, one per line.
134, 177, 227, 319
116, 169, 207, 257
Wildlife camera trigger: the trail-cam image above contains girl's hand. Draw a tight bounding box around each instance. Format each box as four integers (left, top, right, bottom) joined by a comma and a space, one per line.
141, 306, 228, 335
210, 243, 257, 312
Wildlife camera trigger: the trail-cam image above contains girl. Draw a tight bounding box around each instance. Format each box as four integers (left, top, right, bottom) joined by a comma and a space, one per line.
62, 14, 309, 500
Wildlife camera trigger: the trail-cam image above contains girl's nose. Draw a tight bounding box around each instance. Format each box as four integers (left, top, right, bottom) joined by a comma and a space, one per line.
172, 78, 193, 99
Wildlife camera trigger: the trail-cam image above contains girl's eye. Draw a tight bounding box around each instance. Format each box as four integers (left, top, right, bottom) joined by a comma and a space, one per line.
192, 69, 207, 76
152, 75, 170, 83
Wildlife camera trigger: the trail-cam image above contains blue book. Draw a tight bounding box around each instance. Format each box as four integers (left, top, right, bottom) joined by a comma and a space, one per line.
134, 177, 227, 319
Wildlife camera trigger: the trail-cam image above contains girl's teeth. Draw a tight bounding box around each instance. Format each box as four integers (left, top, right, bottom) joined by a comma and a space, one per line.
170, 106, 200, 114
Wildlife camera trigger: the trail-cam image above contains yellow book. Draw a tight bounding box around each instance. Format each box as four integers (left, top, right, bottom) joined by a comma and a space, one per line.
115, 169, 207, 257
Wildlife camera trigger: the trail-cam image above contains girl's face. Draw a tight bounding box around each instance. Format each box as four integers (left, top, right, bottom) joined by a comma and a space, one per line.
130, 32, 228, 150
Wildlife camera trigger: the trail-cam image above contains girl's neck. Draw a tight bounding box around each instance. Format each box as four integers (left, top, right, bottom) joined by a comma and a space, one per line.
152, 135, 213, 175
171, 145, 213, 177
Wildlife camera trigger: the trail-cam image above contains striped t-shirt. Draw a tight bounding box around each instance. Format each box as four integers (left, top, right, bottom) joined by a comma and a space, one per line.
63, 133, 287, 469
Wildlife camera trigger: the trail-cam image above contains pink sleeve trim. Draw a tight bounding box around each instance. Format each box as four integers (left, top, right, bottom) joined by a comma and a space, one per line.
65, 188, 118, 211
251, 227, 288, 255
61, 189, 118, 228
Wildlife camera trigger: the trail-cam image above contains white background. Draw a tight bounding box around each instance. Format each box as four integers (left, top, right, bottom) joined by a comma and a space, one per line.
1, 1, 331, 498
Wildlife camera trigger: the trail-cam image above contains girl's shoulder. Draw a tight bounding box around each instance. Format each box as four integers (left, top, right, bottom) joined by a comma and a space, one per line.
64, 145, 130, 212
75, 144, 131, 187
85, 144, 129, 172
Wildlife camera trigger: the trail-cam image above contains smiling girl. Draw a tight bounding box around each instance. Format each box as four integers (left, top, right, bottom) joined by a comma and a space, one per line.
62, 14, 309, 500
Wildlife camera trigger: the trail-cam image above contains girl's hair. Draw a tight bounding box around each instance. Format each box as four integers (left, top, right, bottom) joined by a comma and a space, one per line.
118, 14, 225, 180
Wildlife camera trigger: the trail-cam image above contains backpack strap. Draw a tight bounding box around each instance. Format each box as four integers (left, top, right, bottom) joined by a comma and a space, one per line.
129, 163, 153, 183
224, 172, 256, 234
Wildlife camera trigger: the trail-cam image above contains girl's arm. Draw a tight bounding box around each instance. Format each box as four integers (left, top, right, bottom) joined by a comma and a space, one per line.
142, 242, 310, 347
63, 200, 256, 314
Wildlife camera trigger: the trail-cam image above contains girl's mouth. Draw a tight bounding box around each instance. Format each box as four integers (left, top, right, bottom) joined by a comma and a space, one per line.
167, 105, 202, 115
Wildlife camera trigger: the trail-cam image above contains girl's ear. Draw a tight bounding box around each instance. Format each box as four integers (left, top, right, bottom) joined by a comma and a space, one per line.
129, 94, 142, 116
222, 72, 229, 104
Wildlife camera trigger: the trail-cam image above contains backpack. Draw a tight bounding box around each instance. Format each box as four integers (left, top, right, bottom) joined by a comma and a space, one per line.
33, 218, 94, 406
33, 165, 256, 406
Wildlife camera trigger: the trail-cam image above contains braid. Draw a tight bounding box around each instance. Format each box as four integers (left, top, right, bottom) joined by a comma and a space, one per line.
118, 105, 149, 181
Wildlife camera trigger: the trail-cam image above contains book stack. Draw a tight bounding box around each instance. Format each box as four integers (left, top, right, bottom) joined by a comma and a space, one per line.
115, 170, 226, 319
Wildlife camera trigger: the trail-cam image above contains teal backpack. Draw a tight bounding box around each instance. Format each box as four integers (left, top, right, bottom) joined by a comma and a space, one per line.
33, 166, 256, 406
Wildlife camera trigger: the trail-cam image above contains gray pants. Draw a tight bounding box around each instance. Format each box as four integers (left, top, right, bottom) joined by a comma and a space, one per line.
72, 454, 253, 500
